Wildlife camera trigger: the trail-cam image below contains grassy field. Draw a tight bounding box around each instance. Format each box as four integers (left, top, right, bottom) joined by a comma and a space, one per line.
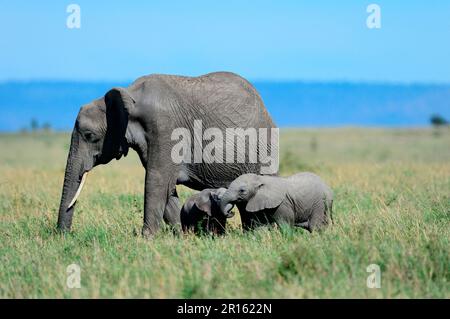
0, 128, 449, 298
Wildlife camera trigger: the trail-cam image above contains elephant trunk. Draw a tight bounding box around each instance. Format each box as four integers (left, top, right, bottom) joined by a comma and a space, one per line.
219, 190, 236, 218
57, 132, 87, 231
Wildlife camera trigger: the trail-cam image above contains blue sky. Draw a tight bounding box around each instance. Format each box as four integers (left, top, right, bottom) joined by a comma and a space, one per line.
0, 1, 449, 83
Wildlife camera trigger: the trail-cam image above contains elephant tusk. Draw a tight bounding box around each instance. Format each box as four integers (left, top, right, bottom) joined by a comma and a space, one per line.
68, 172, 88, 209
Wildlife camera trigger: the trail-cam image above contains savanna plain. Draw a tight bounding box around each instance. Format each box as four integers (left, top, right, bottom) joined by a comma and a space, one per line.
0, 128, 449, 298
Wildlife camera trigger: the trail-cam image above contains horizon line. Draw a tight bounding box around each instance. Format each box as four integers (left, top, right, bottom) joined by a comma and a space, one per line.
0, 124, 440, 134
1, 77, 450, 87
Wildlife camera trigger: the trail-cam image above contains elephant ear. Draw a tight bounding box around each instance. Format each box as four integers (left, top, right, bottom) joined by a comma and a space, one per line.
193, 191, 212, 216
211, 188, 227, 202
104, 88, 136, 158
246, 182, 285, 213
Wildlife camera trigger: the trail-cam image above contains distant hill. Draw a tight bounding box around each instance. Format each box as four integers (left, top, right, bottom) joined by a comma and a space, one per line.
0, 81, 449, 131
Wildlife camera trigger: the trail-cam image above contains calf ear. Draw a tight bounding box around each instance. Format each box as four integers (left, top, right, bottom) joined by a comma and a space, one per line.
193, 192, 212, 216
246, 183, 285, 212
210, 188, 226, 202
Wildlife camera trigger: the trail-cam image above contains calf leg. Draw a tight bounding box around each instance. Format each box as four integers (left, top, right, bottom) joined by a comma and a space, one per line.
163, 188, 181, 226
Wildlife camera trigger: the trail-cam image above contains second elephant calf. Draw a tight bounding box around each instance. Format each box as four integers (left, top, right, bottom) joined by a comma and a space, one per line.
180, 188, 231, 235
219, 172, 333, 232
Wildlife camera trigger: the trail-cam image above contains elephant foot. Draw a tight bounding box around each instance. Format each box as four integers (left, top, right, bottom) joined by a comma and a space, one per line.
167, 223, 182, 236
141, 226, 156, 239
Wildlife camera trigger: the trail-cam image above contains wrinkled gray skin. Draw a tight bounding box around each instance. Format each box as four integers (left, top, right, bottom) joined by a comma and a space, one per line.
56, 72, 276, 236
180, 188, 231, 235
220, 172, 333, 232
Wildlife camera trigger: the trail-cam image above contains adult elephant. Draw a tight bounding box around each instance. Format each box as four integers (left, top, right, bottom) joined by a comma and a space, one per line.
57, 72, 277, 237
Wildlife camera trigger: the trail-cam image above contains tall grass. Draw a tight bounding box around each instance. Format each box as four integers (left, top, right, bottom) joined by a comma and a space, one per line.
0, 128, 449, 298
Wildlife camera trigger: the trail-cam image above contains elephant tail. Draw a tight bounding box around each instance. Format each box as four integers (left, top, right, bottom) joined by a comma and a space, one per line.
327, 200, 334, 225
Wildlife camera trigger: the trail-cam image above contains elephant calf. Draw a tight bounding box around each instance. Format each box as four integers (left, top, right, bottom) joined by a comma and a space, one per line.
181, 188, 231, 235
220, 172, 333, 232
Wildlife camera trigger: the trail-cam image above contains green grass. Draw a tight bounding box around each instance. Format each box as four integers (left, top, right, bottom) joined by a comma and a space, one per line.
0, 128, 449, 298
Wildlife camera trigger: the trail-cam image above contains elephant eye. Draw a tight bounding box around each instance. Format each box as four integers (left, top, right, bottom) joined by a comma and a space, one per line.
84, 132, 97, 142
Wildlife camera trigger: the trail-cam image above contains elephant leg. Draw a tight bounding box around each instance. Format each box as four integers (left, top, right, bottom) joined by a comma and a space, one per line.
163, 188, 181, 227
142, 166, 176, 238
236, 204, 254, 231
327, 200, 334, 224
308, 206, 329, 232
295, 221, 311, 232
240, 214, 253, 231
238, 204, 271, 231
